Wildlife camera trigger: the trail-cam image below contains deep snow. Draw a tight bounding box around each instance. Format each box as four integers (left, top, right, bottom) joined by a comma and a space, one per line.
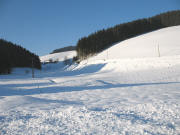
0, 26, 180, 134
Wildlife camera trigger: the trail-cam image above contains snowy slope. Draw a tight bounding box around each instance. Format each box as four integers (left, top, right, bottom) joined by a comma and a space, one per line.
0, 26, 180, 135
40, 50, 76, 62
1, 55, 180, 134
87, 25, 180, 62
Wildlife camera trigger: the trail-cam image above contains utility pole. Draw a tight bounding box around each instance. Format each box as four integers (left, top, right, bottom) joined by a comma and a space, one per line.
32, 58, 34, 78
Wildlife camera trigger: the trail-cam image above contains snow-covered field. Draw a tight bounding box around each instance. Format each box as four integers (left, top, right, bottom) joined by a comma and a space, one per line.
0, 26, 180, 134
40, 51, 76, 63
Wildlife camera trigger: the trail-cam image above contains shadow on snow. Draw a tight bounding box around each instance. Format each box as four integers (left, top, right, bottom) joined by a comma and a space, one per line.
39, 63, 107, 78
0, 80, 180, 97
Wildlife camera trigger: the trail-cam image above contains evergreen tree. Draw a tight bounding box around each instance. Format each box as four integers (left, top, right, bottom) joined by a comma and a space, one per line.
0, 39, 41, 74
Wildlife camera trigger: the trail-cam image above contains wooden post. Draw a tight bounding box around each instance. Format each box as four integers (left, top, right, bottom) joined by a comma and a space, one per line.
158, 44, 161, 57
32, 58, 34, 78
107, 50, 108, 60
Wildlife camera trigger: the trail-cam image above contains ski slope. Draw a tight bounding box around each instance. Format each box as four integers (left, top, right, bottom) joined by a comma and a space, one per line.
0, 26, 180, 134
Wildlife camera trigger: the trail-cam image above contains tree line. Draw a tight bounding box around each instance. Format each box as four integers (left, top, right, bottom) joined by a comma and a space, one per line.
76, 10, 180, 60
0, 39, 41, 74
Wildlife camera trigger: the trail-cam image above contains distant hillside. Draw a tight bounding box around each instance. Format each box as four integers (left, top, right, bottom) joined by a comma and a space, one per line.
0, 39, 41, 74
51, 46, 76, 54
76, 10, 180, 60
41, 51, 76, 63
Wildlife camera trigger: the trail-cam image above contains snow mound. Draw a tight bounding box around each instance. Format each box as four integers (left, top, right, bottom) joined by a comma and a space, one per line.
87, 25, 180, 62
40, 51, 76, 62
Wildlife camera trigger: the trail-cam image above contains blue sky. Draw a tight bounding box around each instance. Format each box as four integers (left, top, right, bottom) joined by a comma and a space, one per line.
0, 0, 179, 56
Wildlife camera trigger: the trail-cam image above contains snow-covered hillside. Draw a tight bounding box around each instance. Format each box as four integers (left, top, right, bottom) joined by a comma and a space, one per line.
40, 50, 76, 62
0, 26, 180, 134
40, 26, 180, 64
87, 25, 180, 62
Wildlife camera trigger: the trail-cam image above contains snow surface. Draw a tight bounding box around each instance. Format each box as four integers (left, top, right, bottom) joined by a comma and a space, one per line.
87, 25, 180, 61
0, 26, 180, 134
40, 51, 76, 62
